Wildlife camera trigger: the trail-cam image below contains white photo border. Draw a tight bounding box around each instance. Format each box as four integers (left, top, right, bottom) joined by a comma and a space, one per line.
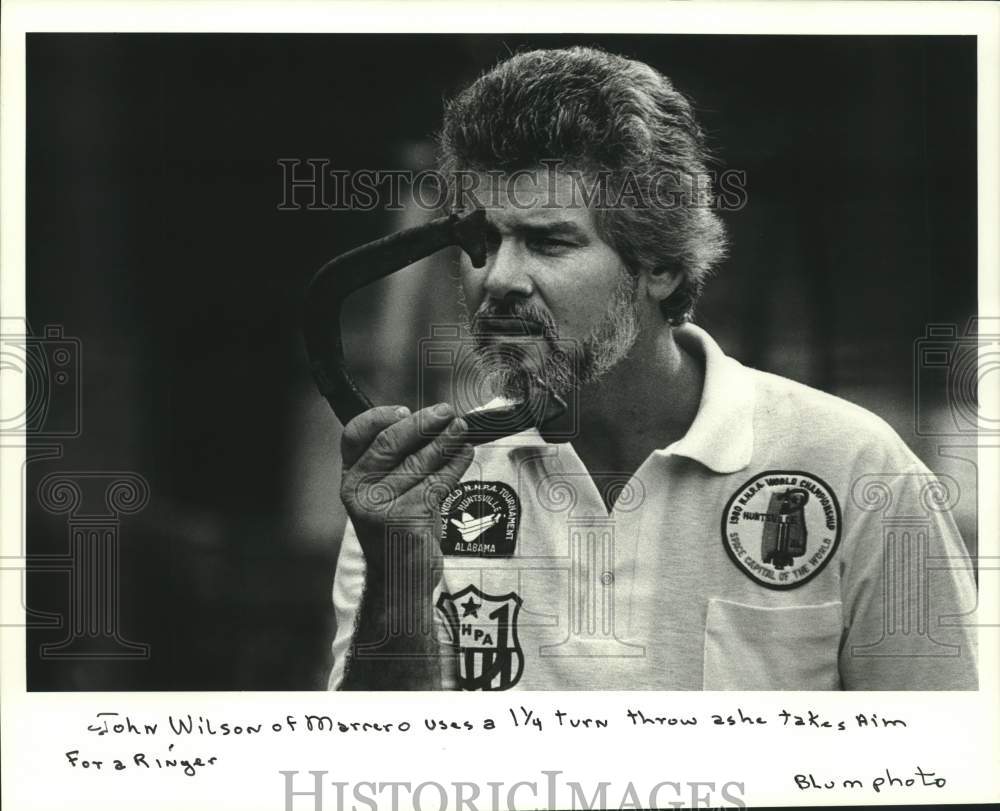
1, 2, 998, 810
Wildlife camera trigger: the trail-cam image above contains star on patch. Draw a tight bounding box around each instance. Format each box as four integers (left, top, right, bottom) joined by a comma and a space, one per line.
460, 597, 480, 618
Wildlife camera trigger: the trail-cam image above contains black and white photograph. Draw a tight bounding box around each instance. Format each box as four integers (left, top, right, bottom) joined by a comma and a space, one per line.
2, 2, 998, 810
19, 30, 982, 692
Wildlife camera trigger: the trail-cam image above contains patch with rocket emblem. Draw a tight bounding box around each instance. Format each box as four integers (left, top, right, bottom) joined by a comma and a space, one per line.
439, 480, 520, 557
436, 585, 524, 690
721, 470, 841, 590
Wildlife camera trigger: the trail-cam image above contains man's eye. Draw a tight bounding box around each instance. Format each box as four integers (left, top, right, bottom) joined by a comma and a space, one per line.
530, 238, 573, 254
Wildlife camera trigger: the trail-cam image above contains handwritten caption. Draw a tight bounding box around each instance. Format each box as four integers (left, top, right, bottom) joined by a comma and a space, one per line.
64, 704, 943, 794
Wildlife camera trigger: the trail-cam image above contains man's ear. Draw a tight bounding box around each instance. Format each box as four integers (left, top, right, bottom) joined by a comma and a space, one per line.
640, 263, 684, 304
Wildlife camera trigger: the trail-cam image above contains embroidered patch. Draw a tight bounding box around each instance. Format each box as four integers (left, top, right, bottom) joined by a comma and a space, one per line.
436, 585, 524, 690
721, 470, 842, 590
439, 480, 520, 557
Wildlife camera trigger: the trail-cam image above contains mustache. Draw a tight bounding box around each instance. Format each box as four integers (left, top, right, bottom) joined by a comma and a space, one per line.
470, 301, 558, 339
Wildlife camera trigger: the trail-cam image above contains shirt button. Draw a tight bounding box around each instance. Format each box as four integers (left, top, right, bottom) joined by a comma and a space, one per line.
600, 571, 615, 586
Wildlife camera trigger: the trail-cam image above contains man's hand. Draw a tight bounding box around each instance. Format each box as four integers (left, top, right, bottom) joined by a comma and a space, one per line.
337, 402, 473, 690
340, 402, 474, 588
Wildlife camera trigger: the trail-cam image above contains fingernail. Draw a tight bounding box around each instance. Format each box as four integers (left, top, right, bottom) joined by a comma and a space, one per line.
433, 402, 453, 418
452, 417, 468, 434
395, 406, 411, 419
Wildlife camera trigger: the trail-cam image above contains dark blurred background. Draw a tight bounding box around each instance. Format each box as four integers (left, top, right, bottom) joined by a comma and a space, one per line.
24, 34, 978, 689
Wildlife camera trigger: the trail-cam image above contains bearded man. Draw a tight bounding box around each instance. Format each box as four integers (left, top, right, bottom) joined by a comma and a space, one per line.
327, 47, 977, 691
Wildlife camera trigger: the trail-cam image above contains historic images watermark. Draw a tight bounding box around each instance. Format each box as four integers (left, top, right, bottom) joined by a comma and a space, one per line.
913, 317, 999, 438
276, 159, 749, 213
0, 317, 150, 659
280, 770, 746, 811
0, 317, 81, 441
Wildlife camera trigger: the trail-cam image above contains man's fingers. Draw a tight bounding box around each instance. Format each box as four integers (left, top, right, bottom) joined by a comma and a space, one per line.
341, 405, 411, 469
423, 443, 476, 499
376, 416, 469, 497
352, 403, 456, 475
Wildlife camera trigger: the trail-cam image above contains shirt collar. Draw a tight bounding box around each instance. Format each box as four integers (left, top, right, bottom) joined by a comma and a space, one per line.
488, 323, 755, 474
660, 323, 755, 474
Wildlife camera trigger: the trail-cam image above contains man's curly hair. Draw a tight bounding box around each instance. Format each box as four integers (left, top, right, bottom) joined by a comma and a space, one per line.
438, 46, 727, 324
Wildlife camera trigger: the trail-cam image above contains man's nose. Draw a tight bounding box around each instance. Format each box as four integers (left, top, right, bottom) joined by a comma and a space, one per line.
482, 240, 533, 300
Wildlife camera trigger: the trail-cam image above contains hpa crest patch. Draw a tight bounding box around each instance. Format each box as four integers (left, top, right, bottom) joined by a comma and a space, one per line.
721, 470, 842, 590
436, 585, 524, 690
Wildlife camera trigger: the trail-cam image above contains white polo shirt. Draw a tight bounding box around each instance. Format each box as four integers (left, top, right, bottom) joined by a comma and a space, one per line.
328, 324, 978, 690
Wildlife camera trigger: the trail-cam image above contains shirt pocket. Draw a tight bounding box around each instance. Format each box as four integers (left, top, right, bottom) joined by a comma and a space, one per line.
702, 598, 844, 690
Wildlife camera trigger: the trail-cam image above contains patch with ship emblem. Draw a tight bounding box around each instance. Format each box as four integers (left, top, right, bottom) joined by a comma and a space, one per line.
439, 481, 520, 557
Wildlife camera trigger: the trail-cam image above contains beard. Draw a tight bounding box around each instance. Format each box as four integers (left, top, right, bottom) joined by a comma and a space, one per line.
464, 270, 642, 402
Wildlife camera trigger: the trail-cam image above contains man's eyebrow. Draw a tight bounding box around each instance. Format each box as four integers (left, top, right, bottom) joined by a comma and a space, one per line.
485, 219, 590, 239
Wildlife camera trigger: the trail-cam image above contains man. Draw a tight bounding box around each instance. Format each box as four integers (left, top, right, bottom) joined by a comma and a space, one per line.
328, 47, 977, 690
